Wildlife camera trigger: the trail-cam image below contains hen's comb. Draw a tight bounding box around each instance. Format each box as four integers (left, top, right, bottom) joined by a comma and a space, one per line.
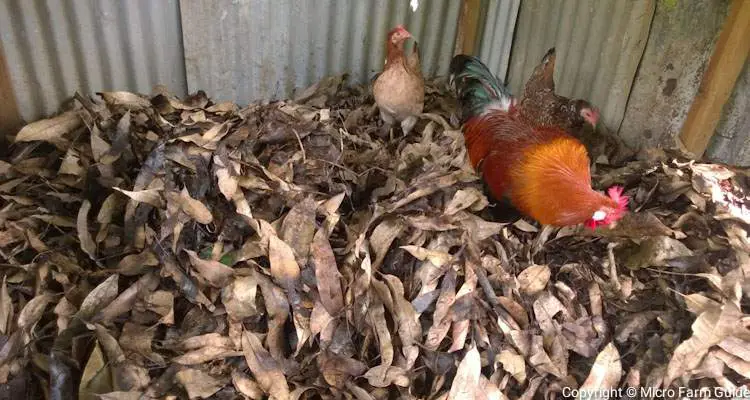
388, 25, 411, 38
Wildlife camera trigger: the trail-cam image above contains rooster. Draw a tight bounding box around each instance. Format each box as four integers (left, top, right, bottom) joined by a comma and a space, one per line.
373, 25, 424, 137
450, 55, 627, 228
519, 47, 599, 133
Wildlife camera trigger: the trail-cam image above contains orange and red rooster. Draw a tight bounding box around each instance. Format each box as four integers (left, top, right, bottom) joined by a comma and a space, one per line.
449, 55, 628, 229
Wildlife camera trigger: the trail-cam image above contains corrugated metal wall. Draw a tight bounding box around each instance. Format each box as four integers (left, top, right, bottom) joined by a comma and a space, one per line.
505, 0, 655, 135
0, 0, 520, 120
476, 0, 521, 83
0, 0, 187, 122
1, 1, 746, 165
180, 0, 468, 105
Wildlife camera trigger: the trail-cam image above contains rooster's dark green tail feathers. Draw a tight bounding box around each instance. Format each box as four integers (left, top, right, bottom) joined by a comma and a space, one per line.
449, 54, 514, 124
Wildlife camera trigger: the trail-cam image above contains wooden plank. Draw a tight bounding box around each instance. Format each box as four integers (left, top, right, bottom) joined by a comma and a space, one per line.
0, 38, 23, 138
679, 0, 750, 158
454, 0, 483, 55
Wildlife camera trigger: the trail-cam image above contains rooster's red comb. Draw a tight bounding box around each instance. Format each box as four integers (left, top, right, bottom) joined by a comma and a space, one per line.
607, 186, 629, 219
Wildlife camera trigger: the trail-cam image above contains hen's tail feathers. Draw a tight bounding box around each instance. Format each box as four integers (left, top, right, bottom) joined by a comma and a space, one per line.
524, 47, 556, 98
541, 47, 555, 65
449, 55, 513, 124
539, 47, 556, 88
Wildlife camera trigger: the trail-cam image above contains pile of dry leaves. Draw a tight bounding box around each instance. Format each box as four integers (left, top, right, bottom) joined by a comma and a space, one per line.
0, 75, 748, 400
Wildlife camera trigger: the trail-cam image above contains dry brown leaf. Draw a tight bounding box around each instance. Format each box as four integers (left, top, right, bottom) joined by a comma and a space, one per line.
310, 300, 335, 343
318, 352, 368, 388
533, 292, 567, 338
580, 343, 622, 394
0, 277, 12, 334
715, 348, 750, 378
97, 193, 121, 224
363, 365, 410, 388
143, 290, 174, 324
615, 312, 660, 343
367, 300, 394, 377
173, 346, 242, 365
79, 342, 113, 399
91, 126, 113, 164
78, 200, 98, 260
255, 271, 291, 361
664, 302, 743, 386
268, 235, 301, 289
311, 229, 344, 316
513, 219, 538, 233
98, 91, 152, 109
222, 275, 259, 321
242, 331, 291, 400
370, 217, 405, 269
175, 368, 226, 399
517, 265, 550, 296
59, 148, 84, 176
99, 279, 157, 327
618, 236, 693, 270
18, 293, 53, 332
77, 274, 119, 320
116, 250, 159, 276
184, 250, 234, 287
280, 197, 317, 263
14, 111, 81, 146
215, 165, 239, 201
717, 336, 750, 362
425, 268, 457, 350
448, 345, 481, 400
231, 370, 264, 399
167, 188, 213, 224
113, 187, 164, 208
382, 275, 421, 367
445, 188, 488, 215
528, 335, 563, 378
497, 349, 526, 384
119, 322, 163, 364
291, 308, 311, 356
477, 375, 505, 400
455, 212, 506, 241
31, 214, 77, 228
400, 245, 453, 266
496, 296, 529, 329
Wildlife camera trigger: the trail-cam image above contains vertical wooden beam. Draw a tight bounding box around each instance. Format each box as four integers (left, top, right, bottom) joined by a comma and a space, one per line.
0, 38, 22, 138
454, 0, 483, 56
679, 0, 750, 157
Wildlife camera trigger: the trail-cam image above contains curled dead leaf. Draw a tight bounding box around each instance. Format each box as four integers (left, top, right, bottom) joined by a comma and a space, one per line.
517, 265, 550, 296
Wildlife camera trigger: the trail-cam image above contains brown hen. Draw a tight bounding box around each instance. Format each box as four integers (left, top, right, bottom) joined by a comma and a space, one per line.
372, 25, 424, 138
519, 47, 599, 134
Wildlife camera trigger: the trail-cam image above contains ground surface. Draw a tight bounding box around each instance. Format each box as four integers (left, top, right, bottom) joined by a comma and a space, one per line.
0, 76, 748, 399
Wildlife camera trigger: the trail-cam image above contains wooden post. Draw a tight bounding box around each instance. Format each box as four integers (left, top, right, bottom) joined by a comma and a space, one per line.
454, 0, 483, 56
679, 0, 750, 158
0, 38, 22, 142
